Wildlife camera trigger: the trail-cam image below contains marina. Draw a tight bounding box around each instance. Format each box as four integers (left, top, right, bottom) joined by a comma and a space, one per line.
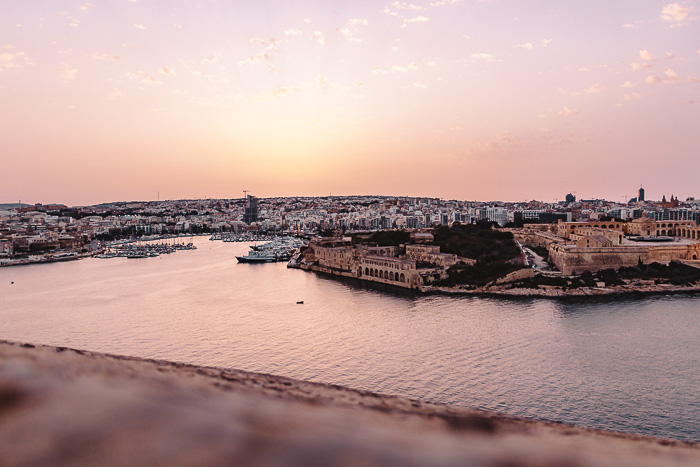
235, 236, 306, 263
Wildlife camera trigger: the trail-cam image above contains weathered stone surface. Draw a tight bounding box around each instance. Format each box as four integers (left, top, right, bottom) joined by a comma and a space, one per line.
0, 340, 698, 466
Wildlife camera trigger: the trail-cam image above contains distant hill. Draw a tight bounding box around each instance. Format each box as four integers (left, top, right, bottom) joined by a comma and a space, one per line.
0, 203, 30, 209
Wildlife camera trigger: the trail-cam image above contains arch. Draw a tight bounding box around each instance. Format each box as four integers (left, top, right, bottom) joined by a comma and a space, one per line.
379, 270, 384, 279
365, 267, 369, 276
400, 273, 405, 282
369, 269, 374, 277
693, 254, 698, 260
661, 230, 666, 236
389, 271, 394, 280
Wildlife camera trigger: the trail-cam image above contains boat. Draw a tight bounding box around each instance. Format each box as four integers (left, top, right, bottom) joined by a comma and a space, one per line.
236, 251, 277, 263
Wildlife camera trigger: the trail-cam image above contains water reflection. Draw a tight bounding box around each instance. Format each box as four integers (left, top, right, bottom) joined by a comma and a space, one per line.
1, 237, 698, 442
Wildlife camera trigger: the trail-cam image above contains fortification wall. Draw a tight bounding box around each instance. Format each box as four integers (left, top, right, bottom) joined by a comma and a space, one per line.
549, 244, 694, 275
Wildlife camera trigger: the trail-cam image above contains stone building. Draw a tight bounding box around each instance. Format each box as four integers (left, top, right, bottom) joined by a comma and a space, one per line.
405, 244, 458, 267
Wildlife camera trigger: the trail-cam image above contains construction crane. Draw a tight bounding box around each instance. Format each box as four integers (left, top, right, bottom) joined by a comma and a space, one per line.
242, 190, 249, 200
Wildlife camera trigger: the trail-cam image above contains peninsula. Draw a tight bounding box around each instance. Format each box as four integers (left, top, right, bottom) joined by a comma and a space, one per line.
294, 220, 700, 297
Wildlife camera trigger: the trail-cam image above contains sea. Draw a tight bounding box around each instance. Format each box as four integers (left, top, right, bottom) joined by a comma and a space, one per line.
1, 236, 698, 442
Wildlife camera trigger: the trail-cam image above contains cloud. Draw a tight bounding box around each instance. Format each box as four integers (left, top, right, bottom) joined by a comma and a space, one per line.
515, 42, 535, 50
393, 2, 424, 10
638, 50, 654, 61
60, 63, 78, 80
661, 3, 691, 21
0, 50, 29, 70
284, 28, 302, 35
316, 74, 327, 85
383, 7, 399, 17
665, 51, 679, 59
470, 53, 495, 61
558, 106, 580, 117
312, 31, 325, 45
200, 53, 219, 64
404, 16, 429, 23
584, 83, 605, 94
133, 24, 146, 30
630, 62, 652, 71
621, 81, 637, 88
250, 37, 279, 51
622, 23, 639, 29
238, 53, 272, 65
92, 53, 121, 61
338, 18, 368, 42
125, 71, 162, 84
662, 68, 683, 84
645, 75, 661, 85
79, 3, 91, 11
159, 67, 176, 75
401, 82, 427, 89
542, 39, 552, 47
272, 86, 297, 98
430, 0, 461, 6
173, 24, 183, 29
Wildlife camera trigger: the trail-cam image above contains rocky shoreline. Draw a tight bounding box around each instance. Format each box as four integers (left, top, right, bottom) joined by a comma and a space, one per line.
1, 340, 698, 466
421, 282, 700, 298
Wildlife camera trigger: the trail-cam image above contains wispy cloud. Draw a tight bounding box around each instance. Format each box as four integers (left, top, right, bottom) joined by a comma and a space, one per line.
558, 106, 580, 117
133, 24, 147, 30
584, 83, 605, 94
312, 31, 325, 45
661, 3, 691, 22
125, 71, 162, 85
630, 62, 652, 71
621, 81, 637, 88
338, 18, 368, 42
92, 53, 120, 61
60, 63, 78, 80
470, 53, 496, 62
200, 53, 219, 64
250, 38, 279, 52
403, 16, 429, 24
159, 67, 176, 75
638, 49, 654, 61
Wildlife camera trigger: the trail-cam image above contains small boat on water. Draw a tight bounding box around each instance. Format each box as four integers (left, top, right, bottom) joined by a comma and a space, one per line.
296, 301, 304, 304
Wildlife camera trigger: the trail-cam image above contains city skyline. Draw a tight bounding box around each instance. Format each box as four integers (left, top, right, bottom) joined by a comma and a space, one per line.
2, 1, 699, 206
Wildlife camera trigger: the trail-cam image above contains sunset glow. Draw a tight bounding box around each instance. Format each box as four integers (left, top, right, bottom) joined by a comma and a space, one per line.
2, 1, 699, 205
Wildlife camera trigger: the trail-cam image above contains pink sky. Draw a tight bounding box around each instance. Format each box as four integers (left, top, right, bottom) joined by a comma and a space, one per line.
1, 0, 699, 206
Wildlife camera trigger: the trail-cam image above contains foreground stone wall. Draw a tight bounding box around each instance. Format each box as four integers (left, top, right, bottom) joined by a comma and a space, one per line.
1, 341, 698, 466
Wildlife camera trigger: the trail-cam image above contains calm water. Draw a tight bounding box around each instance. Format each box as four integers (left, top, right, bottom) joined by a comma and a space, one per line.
1, 237, 699, 442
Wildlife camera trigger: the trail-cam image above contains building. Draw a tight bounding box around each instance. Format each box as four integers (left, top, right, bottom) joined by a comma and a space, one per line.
243, 195, 258, 225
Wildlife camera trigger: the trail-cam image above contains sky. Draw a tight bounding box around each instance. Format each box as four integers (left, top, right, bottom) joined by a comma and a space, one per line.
1, 0, 699, 206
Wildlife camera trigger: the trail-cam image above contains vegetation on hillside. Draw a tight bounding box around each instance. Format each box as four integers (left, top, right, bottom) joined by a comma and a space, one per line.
429, 222, 525, 286
361, 230, 411, 247
431, 222, 521, 263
